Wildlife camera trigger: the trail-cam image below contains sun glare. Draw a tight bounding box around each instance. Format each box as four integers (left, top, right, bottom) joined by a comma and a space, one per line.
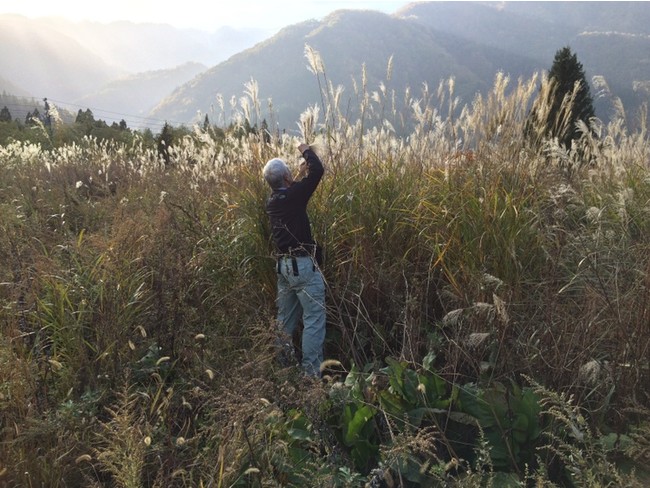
0, 0, 406, 31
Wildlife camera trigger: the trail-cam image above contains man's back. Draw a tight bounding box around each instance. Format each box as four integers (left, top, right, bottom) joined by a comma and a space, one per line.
266, 148, 324, 254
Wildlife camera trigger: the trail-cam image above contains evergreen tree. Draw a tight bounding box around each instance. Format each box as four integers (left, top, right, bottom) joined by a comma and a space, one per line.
549, 47, 595, 143
0, 106, 11, 122
43, 98, 52, 129
25, 108, 40, 126
528, 46, 595, 148
75, 108, 94, 135
157, 122, 174, 165
75, 109, 95, 126
261, 118, 271, 143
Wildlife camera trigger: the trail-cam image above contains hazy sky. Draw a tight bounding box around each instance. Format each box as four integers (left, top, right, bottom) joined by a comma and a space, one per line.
0, 0, 409, 32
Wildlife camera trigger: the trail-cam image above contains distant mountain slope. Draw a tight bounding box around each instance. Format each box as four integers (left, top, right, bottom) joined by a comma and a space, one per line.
396, 1, 650, 121
0, 15, 117, 101
149, 9, 539, 129
396, 1, 650, 62
0, 14, 267, 110
0, 75, 30, 98
503, 1, 650, 34
76, 62, 207, 129
395, 1, 574, 63
574, 31, 650, 118
150, 19, 320, 128
150, 2, 650, 129
44, 18, 268, 73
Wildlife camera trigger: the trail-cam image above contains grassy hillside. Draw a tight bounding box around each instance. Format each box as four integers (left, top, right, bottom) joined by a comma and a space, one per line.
0, 69, 649, 486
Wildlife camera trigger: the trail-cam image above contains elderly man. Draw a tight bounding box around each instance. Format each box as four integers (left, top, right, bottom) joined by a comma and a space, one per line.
263, 143, 325, 377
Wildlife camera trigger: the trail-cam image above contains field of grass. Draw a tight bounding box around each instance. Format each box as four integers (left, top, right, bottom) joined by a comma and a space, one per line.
1, 67, 649, 486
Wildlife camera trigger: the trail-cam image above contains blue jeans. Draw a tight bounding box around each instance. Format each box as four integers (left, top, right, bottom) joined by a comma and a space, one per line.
276, 256, 326, 377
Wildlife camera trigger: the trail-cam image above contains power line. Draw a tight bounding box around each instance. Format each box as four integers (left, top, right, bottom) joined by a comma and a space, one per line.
46, 100, 175, 131
0, 96, 196, 132
1, 99, 165, 131
46, 98, 178, 124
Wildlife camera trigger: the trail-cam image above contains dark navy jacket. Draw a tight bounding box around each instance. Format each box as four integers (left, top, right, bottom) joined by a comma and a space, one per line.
266, 149, 324, 255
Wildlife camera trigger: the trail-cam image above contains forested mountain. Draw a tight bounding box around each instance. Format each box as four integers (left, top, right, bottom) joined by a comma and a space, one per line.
573, 31, 650, 119
395, 2, 650, 122
148, 13, 413, 128
148, 9, 541, 129
150, 2, 650, 129
396, 1, 650, 62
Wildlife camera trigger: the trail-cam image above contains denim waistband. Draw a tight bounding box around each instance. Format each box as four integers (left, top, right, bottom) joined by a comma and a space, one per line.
276, 254, 316, 275
278, 254, 312, 259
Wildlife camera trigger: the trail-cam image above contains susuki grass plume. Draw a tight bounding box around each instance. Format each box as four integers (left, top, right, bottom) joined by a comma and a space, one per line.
92, 382, 148, 488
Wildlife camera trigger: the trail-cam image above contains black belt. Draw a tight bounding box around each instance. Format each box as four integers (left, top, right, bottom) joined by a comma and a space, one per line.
276, 253, 315, 276
283, 246, 314, 257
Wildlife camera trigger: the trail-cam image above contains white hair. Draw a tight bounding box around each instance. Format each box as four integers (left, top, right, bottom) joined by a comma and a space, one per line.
263, 158, 290, 189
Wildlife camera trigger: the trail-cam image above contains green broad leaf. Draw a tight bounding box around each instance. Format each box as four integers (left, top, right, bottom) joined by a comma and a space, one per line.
417, 371, 448, 406
485, 429, 517, 469
343, 365, 368, 401
447, 411, 479, 426
344, 404, 376, 445
342, 404, 354, 432
407, 407, 447, 427
287, 410, 309, 427
511, 413, 530, 444
378, 390, 408, 416
401, 367, 421, 405
384, 357, 421, 405
287, 426, 312, 442
384, 357, 406, 396
286, 410, 313, 442
490, 472, 524, 487
432, 372, 448, 397
395, 452, 428, 483
287, 445, 312, 466
344, 364, 362, 387
600, 433, 633, 451
514, 387, 540, 415
511, 388, 541, 440
350, 439, 379, 469
458, 386, 499, 428
451, 384, 460, 403
423, 351, 436, 372
480, 386, 509, 419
